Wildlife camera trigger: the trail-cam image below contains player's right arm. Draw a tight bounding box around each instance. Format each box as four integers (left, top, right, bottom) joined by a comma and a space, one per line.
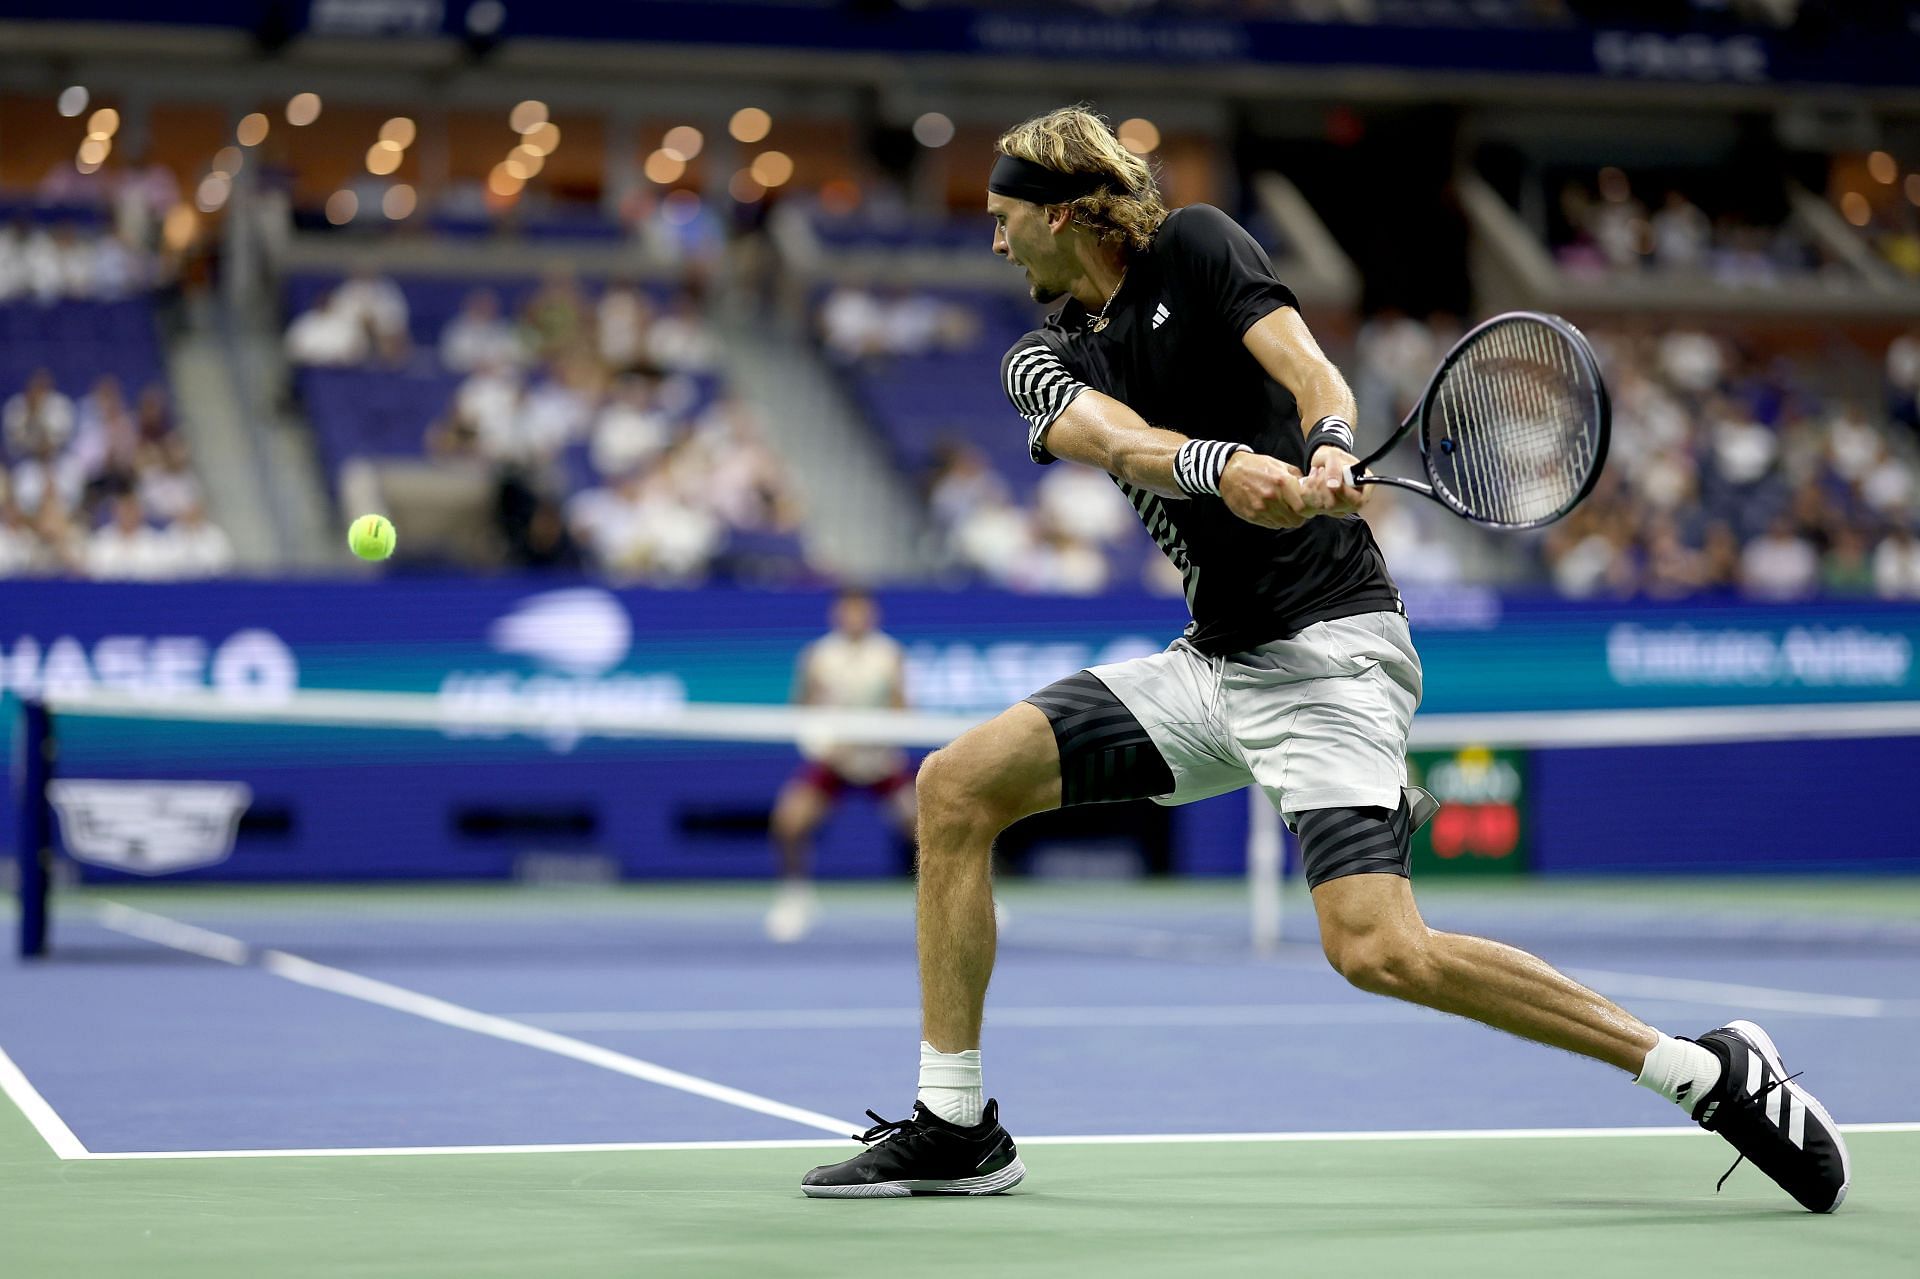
1003, 338, 1312, 530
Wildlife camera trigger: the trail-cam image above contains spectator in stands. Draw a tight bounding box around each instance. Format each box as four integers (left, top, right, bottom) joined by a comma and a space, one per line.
286, 287, 372, 366
0, 493, 40, 576
164, 500, 236, 578
440, 289, 524, 373
647, 288, 718, 372
1888, 330, 1920, 433
926, 442, 1011, 536
590, 373, 674, 478
86, 492, 166, 580
819, 284, 889, 362
71, 375, 135, 480
596, 279, 654, 372
138, 435, 202, 522
1872, 524, 1920, 598
1740, 514, 1820, 600
1035, 463, 1133, 549
520, 268, 590, 361
4, 369, 76, 457
333, 267, 410, 363
8, 424, 87, 517
1651, 191, 1711, 272
1363, 490, 1463, 586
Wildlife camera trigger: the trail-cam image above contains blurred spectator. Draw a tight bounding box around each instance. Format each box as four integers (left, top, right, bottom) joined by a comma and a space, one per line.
596, 280, 653, 372
4, 369, 76, 455
85, 493, 168, 580
1651, 191, 1711, 271
590, 374, 674, 478
520, 269, 590, 361
333, 268, 410, 361
1740, 515, 1820, 600
440, 289, 524, 372
286, 288, 372, 366
165, 500, 236, 577
1872, 525, 1920, 598
647, 289, 718, 372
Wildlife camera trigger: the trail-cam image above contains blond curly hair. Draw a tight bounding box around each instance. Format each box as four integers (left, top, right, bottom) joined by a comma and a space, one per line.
995, 106, 1168, 255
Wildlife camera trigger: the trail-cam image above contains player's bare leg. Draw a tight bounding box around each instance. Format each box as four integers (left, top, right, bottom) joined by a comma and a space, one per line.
765, 780, 830, 942
914, 702, 1059, 1052
1311, 873, 1654, 1070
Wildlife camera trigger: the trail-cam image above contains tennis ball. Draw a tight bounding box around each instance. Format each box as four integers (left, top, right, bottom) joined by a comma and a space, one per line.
347, 514, 396, 561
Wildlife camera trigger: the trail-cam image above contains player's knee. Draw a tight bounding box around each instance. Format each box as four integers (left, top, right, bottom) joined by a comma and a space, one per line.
917, 746, 1024, 845
1324, 924, 1437, 998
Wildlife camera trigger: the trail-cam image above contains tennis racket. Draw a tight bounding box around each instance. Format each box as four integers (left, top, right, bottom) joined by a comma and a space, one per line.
1350, 311, 1610, 530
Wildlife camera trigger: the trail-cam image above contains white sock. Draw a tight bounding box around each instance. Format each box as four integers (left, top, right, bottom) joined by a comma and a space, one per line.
916, 1041, 984, 1128
1635, 1031, 1722, 1114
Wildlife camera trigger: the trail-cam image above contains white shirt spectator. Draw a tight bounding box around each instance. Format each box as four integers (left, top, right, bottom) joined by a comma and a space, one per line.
1860, 447, 1915, 517
1364, 495, 1463, 586
1711, 411, 1776, 486
1740, 526, 1819, 600
9, 451, 88, 514
160, 507, 235, 578
87, 511, 170, 580
1652, 194, 1710, 271
647, 302, 716, 372
1036, 465, 1133, 546
139, 455, 202, 522
597, 286, 652, 369
1826, 409, 1883, 483
333, 272, 409, 346
286, 296, 370, 366
591, 392, 672, 479
820, 287, 888, 361
440, 292, 523, 373
19, 229, 64, 303
454, 365, 523, 456
1658, 331, 1725, 393
1872, 530, 1920, 599
5, 381, 77, 455
0, 505, 42, 575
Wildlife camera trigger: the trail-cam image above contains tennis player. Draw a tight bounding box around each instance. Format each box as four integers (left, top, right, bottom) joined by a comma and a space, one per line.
802, 107, 1848, 1212
766, 588, 916, 943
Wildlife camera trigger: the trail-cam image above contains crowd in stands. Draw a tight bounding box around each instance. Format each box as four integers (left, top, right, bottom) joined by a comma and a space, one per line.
0, 220, 230, 581
0, 369, 232, 579
1542, 326, 1920, 600
285, 270, 801, 579
1552, 171, 1828, 287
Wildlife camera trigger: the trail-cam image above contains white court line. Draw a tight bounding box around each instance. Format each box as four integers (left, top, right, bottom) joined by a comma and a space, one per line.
504, 1005, 1438, 1032
67, 1121, 1920, 1161
0, 1045, 88, 1159
1564, 968, 1888, 1019
93, 901, 862, 1140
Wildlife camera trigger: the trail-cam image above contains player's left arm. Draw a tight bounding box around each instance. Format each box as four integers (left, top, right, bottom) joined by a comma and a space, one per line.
1242, 308, 1368, 516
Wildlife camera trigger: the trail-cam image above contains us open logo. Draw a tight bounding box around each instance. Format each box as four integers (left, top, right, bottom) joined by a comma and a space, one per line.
46, 780, 253, 876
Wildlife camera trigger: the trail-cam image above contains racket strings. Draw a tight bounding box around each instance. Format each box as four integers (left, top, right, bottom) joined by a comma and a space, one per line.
1427, 320, 1602, 526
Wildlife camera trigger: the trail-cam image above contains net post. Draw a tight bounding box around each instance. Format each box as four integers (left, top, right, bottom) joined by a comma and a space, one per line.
1247, 787, 1283, 953
13, 698, 53, 958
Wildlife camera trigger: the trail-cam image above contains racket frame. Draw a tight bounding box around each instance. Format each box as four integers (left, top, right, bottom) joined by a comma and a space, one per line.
1350, 311, 1611, 530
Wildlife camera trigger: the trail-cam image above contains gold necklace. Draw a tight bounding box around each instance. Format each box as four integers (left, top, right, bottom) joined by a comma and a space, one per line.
1087, 269, 1127, 333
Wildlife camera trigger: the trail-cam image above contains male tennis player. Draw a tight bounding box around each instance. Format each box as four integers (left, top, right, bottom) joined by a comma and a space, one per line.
802, 107, 1848, 1211
765, 588, 915, 942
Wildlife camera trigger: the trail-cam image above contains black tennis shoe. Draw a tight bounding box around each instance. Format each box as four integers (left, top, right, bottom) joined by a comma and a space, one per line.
1690, 1020, 1850, 1213
801, 1100, 1025, 1198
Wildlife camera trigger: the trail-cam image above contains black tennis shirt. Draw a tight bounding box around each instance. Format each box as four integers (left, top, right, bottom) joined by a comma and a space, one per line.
1000, 203, 1401, 656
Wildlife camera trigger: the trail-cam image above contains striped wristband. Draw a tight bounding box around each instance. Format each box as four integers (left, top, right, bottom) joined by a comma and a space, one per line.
1303, 415, 1356, 461
1174, 439, 1250, 497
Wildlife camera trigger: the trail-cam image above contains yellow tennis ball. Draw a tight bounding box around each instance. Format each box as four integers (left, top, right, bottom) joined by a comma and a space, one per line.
347, 514, 396, 561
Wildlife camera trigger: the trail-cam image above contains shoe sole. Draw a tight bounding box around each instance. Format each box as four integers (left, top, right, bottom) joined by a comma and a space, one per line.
801, 1156, 1027, 1199
1724, 1019, 1851, 1212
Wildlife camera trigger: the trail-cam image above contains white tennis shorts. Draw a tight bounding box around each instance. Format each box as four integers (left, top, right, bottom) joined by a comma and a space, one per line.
1087, 611, 1423, 819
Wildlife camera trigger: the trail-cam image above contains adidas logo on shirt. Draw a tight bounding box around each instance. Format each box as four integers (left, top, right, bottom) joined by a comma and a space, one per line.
1152, 303, 1171, 329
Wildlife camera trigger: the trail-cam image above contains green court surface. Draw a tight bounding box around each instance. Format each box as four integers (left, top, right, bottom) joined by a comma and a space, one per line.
5, 1103, 1916, 1277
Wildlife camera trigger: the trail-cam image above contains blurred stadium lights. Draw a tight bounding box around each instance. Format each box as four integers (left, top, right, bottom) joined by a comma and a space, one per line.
212, 146, 244, 176
161, 204, 198, 251
237, 112, 270, 146
195, 173, 231, 213
286, 93, 321, 126
911, 112, 954, 149
510, 99, 548, 134
324, 189, 357, 224
76, 137, 110, 168
57, 85, 88, 117
1866, 151, 1897, 184
1841, 191, 1871, 226
662, 125, 704, 162
379, 117, 417, 149
487, 162, 525, 198
749, 150, 793, 188
818, 177, 860, 214
1907, 174, 1920, 207
366, 141, 403, 176
521, 121, 560, 156
86, 107, 120, 140
729, 107, 771, 144
383, 184, 417, 220
644, 149, 687, 185
509, 145, 545, 178
1117, 116, 1160, 155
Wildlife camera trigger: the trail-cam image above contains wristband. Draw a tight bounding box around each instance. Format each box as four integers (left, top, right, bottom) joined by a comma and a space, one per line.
1174, 439, 1250, 497
1304, 415, 1355, 461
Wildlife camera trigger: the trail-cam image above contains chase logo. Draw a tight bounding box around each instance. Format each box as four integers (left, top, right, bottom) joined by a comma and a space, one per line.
486, 588, 633, 677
